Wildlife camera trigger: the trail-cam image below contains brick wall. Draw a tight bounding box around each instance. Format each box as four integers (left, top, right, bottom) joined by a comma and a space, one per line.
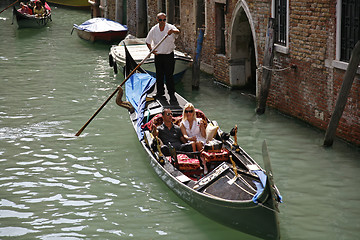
178, 0, 197, 54
107, 0, 115, 20
126, 1, 137, 36
147, 1, 158, 29
265, 0, 360, 145
196, 0, 358, 145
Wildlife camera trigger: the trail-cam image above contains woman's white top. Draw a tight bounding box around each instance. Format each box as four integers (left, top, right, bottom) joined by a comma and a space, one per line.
181, 118, 206, 144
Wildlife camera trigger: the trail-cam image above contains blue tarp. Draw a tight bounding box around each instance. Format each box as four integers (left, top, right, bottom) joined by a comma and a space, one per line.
252, 170, 267, 204
125, 73, 156, 140
252, 170, 283, 204
73, 18, 127, 32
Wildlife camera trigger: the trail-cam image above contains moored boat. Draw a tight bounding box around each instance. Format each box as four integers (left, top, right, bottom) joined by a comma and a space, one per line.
121, 68, 282, 239
12, 6, 51, 28
46, 0, 90, 7
72, 18, 128, 43
109, 35, 192, 82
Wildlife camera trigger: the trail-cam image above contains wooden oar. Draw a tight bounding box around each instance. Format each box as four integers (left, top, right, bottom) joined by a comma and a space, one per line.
75, 34, 169, 136
0, 0, 19, 14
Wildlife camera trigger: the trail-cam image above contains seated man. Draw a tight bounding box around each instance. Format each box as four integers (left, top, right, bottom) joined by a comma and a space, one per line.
18, 2, 33, 15
152, 108, 195, 156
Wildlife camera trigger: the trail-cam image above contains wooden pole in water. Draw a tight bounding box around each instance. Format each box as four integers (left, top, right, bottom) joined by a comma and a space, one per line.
256, 18, 275, 114
324, 40, 360, 146
88, 0, 101, 18
192, 28, 205, 89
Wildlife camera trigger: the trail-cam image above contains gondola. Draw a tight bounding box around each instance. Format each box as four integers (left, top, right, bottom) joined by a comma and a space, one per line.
121, 48, 282, 239
109, 35, 192, 82
72, 18, 128, 43
12, 6, 51, 28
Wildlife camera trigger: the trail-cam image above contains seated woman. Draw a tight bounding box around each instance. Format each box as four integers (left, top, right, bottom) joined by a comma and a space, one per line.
33, 1, 45, 17
180, 103, 208, 173
40, 0, 51, 12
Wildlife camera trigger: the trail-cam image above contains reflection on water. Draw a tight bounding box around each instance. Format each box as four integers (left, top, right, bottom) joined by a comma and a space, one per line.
1, 2, 360, 240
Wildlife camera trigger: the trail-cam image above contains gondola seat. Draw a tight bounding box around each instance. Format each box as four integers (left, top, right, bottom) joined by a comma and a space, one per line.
203, 139, 223, 152
167, 154, 201, 171
201, 148, 230, 162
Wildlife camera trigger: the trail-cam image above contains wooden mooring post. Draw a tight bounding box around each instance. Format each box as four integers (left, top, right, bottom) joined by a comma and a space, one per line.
192, 28, 205, 89
324, 40, 360, 147
256, 18, 275, 114
89, 0, 101, 18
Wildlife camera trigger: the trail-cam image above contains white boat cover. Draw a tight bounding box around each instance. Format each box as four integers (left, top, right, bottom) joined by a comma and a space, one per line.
73, 18, 127, 32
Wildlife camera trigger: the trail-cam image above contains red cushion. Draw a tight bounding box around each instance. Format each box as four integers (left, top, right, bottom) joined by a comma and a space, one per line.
195, 109, 207, 121
141, 113, 163, 131
201, 149, 230, 162
167, 154, 200, 171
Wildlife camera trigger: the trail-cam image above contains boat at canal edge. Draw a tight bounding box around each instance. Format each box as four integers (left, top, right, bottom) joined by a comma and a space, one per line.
46, 0, 90, 7
72, 18, 128, 43
12, 6, 51, 28
109, 35, 192, 82
122, 66, 282, 238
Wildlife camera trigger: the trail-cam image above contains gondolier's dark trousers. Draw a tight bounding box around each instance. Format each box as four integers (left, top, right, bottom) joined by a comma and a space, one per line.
155, 52, 175, 96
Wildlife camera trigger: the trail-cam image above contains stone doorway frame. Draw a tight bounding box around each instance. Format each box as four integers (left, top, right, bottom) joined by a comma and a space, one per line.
229, 1, 258, 94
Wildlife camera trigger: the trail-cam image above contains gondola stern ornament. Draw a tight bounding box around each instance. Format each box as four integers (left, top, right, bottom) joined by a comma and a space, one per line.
227, 155, 239, 185
168, 143, 179, 168
115, 86, 135, 113
230, 125, 240, 152
156, 137, 165, 165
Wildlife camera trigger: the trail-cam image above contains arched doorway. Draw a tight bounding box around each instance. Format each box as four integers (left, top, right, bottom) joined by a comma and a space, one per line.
229, 4, 257, 94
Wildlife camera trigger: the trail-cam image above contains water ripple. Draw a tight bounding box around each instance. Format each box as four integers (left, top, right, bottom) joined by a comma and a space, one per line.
0, 227, 39, 237
97, 228, 126, 237
38, 232, 86, 239
0, 209, 33, 218
0, 199, 28, 209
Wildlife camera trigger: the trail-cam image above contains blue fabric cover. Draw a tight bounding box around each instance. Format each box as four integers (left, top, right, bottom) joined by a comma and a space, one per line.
74, 18, 127, 32
252, 170, 267, 204
252, 170, 283, 204
125, 73, 156, 140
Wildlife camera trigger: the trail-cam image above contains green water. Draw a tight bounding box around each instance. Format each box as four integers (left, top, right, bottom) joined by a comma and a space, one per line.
1, 3, 360, 240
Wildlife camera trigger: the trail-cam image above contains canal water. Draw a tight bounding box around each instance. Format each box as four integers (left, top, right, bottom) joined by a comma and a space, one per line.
1, 4, 359, 240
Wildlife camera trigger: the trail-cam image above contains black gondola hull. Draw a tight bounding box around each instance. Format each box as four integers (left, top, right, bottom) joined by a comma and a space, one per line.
13, 6, 51, 28
141, 138, 280, 239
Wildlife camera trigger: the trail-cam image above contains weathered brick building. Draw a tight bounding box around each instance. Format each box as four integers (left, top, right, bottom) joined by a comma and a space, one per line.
105, 0, 359, 146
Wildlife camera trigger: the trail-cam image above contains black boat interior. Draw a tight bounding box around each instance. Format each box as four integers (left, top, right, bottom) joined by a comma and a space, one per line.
132, 92, 264, 201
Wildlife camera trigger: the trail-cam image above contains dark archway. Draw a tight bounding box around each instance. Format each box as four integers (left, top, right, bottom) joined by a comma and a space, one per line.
229, 5, 257, 94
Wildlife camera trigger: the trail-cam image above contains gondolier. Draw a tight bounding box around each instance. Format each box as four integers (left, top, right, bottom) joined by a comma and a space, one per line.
146, 12, 180, 100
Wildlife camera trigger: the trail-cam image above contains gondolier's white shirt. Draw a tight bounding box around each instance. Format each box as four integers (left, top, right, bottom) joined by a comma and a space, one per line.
145, 23, 178, 54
